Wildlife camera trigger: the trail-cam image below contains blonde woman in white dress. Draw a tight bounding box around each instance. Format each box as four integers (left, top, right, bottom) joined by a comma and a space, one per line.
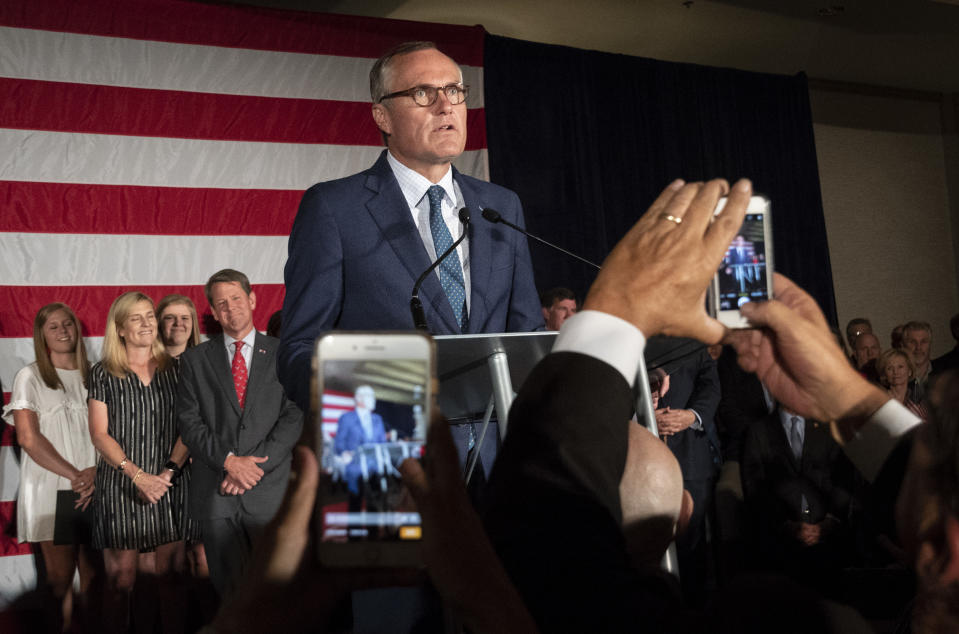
2, 303, 99, 631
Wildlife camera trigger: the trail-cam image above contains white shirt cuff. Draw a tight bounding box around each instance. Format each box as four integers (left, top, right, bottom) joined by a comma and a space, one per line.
842, 399, 921, 482
552, 310, 646, 387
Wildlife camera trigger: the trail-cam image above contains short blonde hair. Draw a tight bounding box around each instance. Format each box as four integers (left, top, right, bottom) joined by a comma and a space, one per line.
32, 302, 89, 390
102, 292, 170, 378
876, 348, 915, 386
157, 294, 201, 348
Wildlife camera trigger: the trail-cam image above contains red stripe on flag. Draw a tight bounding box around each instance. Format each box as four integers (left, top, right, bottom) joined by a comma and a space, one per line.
0, 285, 286, 339
0, 0, 486, 67
0, 181, 301, 236
0, 78, 489, 149
0, 502, 32, 556
1, 421, 15, 447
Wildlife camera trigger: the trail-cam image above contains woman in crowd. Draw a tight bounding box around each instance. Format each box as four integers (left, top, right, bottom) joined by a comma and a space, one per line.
2, 303, 99, 631
88, 291, 188, 634
876, 348, 928, 420
156, 294, 201, 358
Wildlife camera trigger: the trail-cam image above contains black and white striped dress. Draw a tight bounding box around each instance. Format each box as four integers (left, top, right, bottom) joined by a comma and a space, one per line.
89, 361, 188, 550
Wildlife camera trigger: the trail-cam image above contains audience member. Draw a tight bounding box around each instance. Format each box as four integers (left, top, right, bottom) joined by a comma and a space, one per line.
877, 348, 928, 420
177, 269, 303, 598
655, 343, 721, 603
845, 318, 872, 353
88, 291, 189, 634
539, 287, 578, 331
853, 331, 881, 383
931, 313, 959, 375
157, 294, 201, 359
902, 321, 933, 403
266, 309, 282, 339
891, 323, 906, 350
2, 303, 99, 632
741, 404, 856, 592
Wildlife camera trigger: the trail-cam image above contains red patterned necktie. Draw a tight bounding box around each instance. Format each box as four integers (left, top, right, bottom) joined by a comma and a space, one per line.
232, 340, 248, 408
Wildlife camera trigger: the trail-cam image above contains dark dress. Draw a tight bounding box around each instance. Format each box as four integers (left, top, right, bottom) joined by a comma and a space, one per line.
89, 360, 195, 549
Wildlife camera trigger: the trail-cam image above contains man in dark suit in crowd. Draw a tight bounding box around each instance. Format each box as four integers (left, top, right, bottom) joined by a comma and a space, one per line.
279, 40, 543, 416
539, 287, 578, 331
178, 269, 303, 597
656, 343, 721, 602
741, 405, 856, 588
932, 313, 959, 375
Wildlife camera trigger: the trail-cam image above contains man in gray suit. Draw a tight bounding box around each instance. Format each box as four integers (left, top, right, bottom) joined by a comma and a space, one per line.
178, 269, 303, 597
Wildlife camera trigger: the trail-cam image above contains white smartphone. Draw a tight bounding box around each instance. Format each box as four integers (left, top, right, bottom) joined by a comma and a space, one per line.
711, 195, 773, 329
313, 332, 434, 567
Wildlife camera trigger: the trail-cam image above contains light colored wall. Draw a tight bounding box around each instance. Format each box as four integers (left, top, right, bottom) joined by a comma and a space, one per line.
810, 89, 958, 357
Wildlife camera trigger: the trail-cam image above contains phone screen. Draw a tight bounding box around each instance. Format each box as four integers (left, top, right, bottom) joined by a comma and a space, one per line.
318, 358, 428, 544
717, 212, 769, 311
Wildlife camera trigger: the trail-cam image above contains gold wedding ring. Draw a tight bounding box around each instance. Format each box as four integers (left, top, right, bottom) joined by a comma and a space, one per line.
661, 213, 682, 225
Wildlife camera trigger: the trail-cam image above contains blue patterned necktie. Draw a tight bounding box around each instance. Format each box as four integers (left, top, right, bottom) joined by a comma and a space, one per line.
427, 185, 467, 332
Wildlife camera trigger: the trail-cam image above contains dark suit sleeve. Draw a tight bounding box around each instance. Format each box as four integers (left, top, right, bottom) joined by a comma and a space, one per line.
177, 351, 232, 473
278, 184, 344, 414
246, 393, 302, 476
483, 352, 680, 632
686, 351, 721, 430
502, 191, 546, 332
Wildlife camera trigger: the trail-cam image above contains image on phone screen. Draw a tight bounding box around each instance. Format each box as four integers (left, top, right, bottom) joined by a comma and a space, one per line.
318, 359, 428, 543
717, 212, 769, 311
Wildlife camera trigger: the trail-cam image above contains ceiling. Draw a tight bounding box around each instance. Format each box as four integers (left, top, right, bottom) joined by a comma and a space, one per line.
217, 0, 959, 93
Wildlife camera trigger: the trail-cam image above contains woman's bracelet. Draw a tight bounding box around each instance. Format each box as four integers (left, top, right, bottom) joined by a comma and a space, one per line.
132, 469, 145, 486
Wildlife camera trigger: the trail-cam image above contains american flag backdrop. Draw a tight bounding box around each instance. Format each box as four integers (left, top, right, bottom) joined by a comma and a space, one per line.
0, 0, 487, 610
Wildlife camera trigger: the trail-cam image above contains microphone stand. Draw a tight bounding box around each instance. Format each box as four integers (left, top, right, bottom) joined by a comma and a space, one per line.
481, 208, 601, 270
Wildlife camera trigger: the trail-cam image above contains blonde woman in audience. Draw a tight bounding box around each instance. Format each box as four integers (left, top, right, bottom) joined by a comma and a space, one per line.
876, 348, 927, 420
88, 291, 188, 634
2, 303, 99, 631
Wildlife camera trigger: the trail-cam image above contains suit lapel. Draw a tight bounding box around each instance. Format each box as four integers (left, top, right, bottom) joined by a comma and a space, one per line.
771, 413, 802, 472
364, 152, 460, 332
454, 169, 491, 333
206, 335, 241, 417
244, 333, 272, 417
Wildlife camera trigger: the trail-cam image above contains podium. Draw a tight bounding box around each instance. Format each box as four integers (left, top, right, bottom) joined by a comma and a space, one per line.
433, 331, 558, 436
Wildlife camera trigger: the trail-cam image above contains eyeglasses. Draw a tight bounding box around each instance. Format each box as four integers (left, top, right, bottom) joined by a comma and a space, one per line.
378, 84, 469, 107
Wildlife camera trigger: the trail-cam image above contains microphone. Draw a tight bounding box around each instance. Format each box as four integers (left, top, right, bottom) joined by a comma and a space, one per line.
410, 208, 471, 331
481, 208, 601, 270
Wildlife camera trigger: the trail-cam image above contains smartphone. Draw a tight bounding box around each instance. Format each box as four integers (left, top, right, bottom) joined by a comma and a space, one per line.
711, 195, 773, 329
313, 332, 434, 567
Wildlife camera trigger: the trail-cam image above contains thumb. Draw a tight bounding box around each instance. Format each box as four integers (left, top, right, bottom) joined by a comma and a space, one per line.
399, 458, 428, 501
253, 455, 269, 463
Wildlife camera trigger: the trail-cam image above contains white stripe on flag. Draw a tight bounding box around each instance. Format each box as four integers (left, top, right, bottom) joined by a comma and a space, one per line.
0, 555, 37, 611
0, 130, 489, 188
0, 27, 486, 106
1, 234, 287, 286
0, 447, 19, 502
322, 394, 356, 408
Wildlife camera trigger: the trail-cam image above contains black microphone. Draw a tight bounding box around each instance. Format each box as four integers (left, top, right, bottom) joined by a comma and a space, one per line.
410, 207, 471, 331
481, 208, 601, 270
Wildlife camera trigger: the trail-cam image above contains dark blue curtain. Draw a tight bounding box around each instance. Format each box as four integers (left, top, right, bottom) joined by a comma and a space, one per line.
484, 34, 837, 326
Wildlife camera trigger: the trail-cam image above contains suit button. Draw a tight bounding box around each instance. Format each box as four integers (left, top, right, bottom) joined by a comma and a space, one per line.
239, 424, 246, 430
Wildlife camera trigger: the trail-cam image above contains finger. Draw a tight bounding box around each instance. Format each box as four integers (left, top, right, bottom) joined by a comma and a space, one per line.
641, 179, 687, 223
682, 178, 731, 236
653, 181, 705, 226
423, 413, 461, 493
262, 446, 318, 580
399, 457, 429, 501
703, 178, 750, 258
253, 456, 270, 463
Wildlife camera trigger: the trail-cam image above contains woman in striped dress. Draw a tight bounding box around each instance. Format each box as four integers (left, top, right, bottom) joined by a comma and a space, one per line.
88, 291, 189, 634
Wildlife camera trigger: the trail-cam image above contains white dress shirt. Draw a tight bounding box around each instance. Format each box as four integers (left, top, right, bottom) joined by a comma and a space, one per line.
387, 151, 471, 311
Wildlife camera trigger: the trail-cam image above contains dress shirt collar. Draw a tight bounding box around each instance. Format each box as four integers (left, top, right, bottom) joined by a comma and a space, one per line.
223, 328, 257, 360
387, 150, 457, 210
